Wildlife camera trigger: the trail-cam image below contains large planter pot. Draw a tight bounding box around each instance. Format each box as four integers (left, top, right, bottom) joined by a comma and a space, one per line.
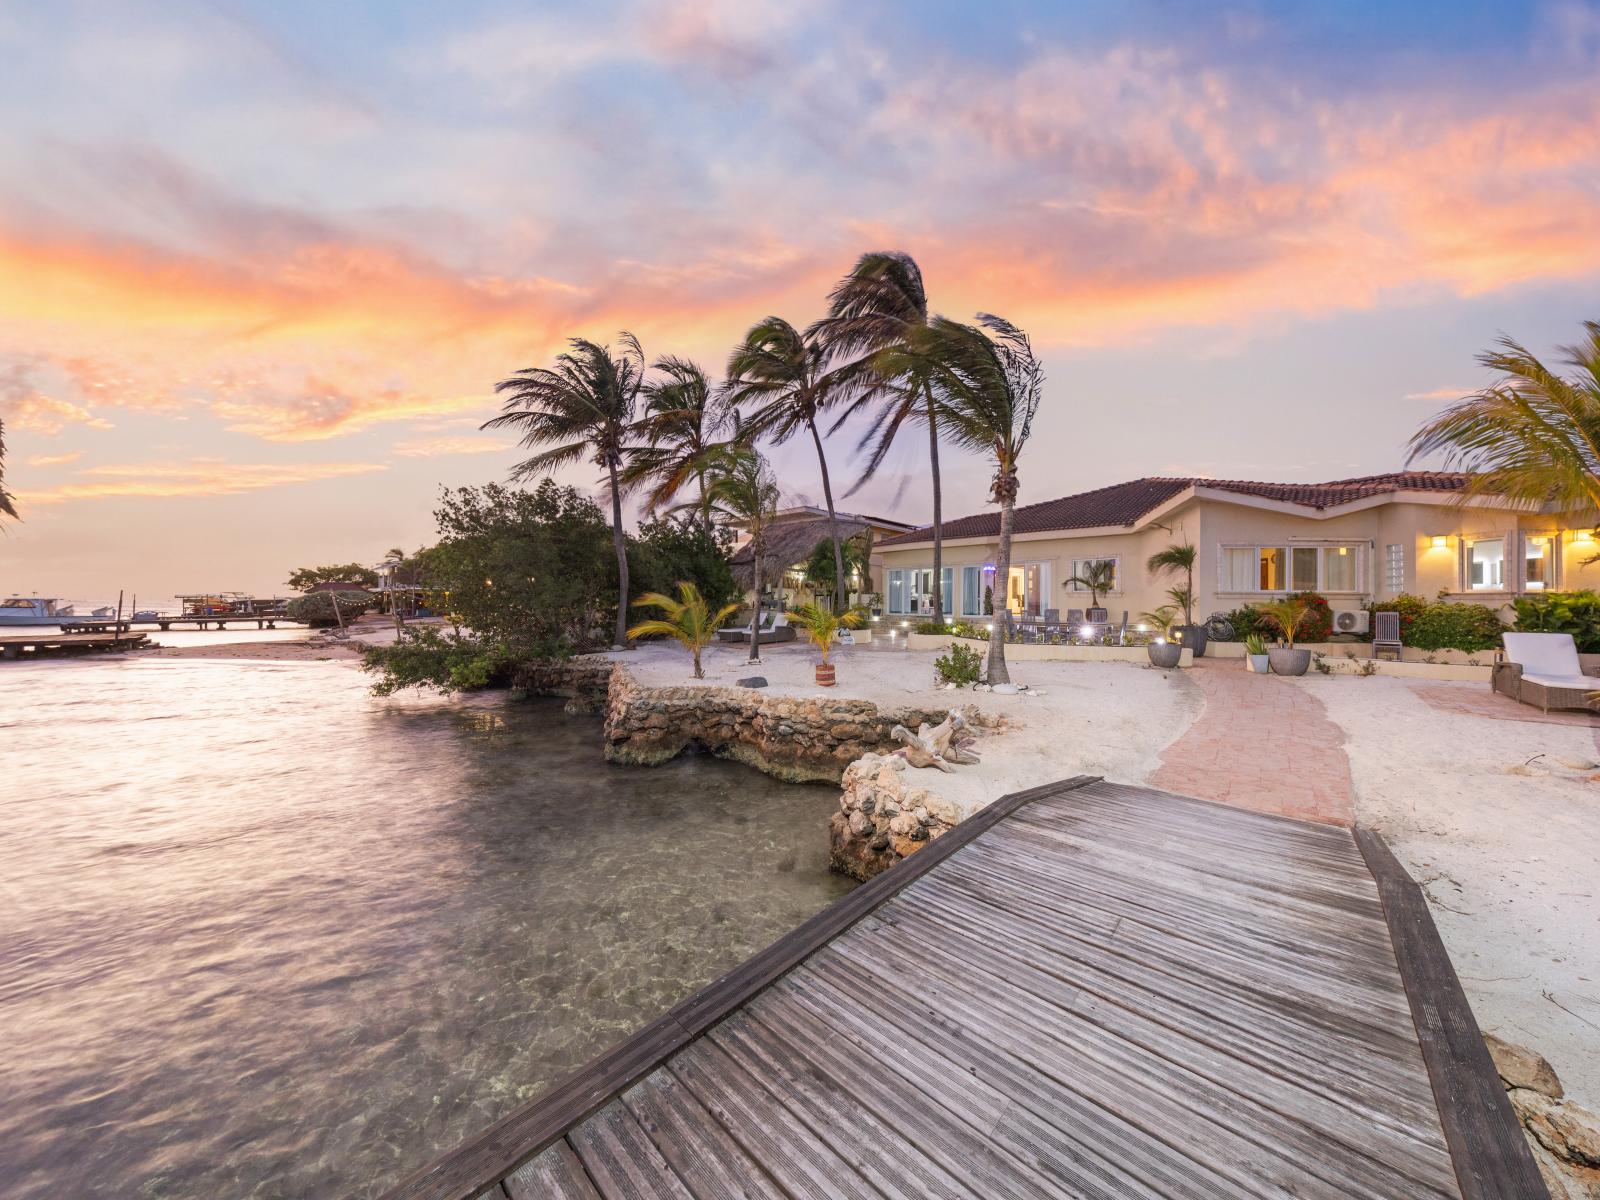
1268, 647, 1312, 677
815, 662, 836, 687
1248, 653, 1271, 674
1147, 641, 1183, 669
1174, 624, 1208, 657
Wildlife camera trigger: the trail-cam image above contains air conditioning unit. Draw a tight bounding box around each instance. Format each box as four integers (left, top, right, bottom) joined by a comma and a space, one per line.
1334, 609, 1370, 634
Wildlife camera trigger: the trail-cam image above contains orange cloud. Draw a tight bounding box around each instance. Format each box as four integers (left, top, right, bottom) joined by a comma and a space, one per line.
22, 459, 387, 505
25, 451, 82, 466
391, 435, 513, 457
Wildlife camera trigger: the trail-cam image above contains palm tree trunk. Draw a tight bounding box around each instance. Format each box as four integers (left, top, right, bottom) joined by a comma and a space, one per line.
749, 547, 764, 664
987, 489, 1016, 685
698, 472, 712, 535
926, 382, 944, 623
808, 419, 846, 613
608, 461, 630, 648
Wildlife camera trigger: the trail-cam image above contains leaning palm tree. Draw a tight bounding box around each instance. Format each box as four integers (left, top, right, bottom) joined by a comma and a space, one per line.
485, 333, 645, 649
1408, 321, 1600, 540
725, 316, 848, 611
628, 582, 739, 679
703, 446, 780, 664
922, 313, 1045, 686
620, 356, 734, 531
0, 417, 16, 520
814, 252, 949, 618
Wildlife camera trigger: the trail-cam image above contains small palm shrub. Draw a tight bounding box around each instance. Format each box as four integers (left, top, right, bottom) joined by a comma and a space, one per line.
627, 582, 739, 679
1259, 597, 1313, 648
789, 603, 866, 666
935, 641, 983, 687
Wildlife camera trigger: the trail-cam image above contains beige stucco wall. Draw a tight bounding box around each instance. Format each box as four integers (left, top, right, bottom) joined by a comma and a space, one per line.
879, 494, 1600, 627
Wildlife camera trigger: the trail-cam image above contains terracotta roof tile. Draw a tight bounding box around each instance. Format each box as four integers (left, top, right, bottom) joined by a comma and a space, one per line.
878, 471, 1471, 546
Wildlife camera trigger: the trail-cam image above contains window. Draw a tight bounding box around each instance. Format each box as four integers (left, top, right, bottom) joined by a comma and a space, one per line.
1259, 547, 1286, 590
1322, 545, 1357, 592
887, 569, 905, 613
961, 566, 981, 615
1002, 562, 1048, 616
942, 567, 954, 617
1524, 535, 1553, 591
1291, 547, 1319, 591
1385, 544, 1405, 591
1469, 538, 1504, 590
1223, 547, 1257, 592
1067, 556, 1119, 592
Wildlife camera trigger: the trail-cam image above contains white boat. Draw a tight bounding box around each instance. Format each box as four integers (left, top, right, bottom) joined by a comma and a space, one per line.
0, 597, 77, 626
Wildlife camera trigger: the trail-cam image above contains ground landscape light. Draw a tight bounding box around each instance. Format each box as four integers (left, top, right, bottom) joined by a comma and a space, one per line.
1080, 625, 1094, 638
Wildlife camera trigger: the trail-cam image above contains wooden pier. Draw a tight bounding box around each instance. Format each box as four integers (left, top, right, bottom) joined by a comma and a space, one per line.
56, 615, 301, 633
0, 630, 150, 659
384, 777, 1546, 1200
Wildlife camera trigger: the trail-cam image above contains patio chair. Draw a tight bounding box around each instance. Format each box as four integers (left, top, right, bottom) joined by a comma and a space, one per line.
1371, 610, 1402, 660
1493, 633, 1599, 713
1043, 608, 1060, 623
1065, 608, 1084, 626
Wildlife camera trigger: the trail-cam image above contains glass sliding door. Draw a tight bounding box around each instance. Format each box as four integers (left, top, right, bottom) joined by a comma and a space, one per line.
887, 569, 905, 613
961, 566, 980, 616
941, 567, 954, 617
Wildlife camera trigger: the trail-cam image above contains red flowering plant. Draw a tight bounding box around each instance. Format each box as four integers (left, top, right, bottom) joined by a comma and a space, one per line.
1286, 591, 1332, 642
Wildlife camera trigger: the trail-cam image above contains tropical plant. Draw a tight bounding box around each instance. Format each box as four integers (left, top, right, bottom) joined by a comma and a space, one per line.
815, 252, 950, 619
725, 316, 849, 611
1405, 601, 1504, 652
1407, 321, 1600, 543
1147, 543, 1198, 628
803, 534, 869, 601
703, 446, 780, 664
935, 641, 984, 687
919, 314, 1044, 685
0, 417, 16, 521
1259, 596, 1313, 648
1139, 605, 1179, 638
286, 562, 382, 591
1286, 590, 1333, 642
627, 581, 739, 679
485, 332, 646, 648
363, 627, 514, 696
628, 516, 738, 616
1065, 559, 1116, 609
1243, 631, 1268, 656
787, 602, 866, 666
619, 356, 735, 530
1513, 589, 1600, 651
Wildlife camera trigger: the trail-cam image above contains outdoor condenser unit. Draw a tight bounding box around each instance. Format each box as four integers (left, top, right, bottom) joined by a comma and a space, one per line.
1333, 609, 1370, 634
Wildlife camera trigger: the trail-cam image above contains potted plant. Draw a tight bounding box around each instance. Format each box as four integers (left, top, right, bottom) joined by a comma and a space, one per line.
1065, 559, 1115, 623
1243, 631, 1270, 674
1147, 543, 1205, 656
1260, 597, 1313, 676
789, 602, 866, 687
1141, 605, 1183, 668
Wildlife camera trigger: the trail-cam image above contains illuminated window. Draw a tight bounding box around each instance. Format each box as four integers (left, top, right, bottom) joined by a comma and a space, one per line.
1469, 539, 1504, 590
1524, 536, 1552, 591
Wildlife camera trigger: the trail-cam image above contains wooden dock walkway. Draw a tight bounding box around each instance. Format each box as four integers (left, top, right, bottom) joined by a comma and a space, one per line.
386, 777, 1547, 1200
0, 630, 149, 659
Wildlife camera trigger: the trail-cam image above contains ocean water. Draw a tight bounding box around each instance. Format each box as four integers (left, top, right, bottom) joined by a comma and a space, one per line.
0, 658, 852, 1198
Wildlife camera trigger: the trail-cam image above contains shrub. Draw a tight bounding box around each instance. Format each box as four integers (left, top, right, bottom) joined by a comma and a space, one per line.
949, 620, 987, 640
628, 517, 738, 616
1512, 590, 1600, 652
362, 627, 514, 696
1220, 604, 1265, 640
915, 619, 954, 634
1287, 591, 1333, 642
1406, 601, 1505, 652
934, 641, 983, 687
1367, 592, 1429, 644
286, 590, 372, 626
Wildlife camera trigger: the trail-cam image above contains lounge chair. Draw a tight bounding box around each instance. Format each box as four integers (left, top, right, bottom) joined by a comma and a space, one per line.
715, 610, 797, 644
1493, 633, 1598, 713
1372, 610, 1402, 661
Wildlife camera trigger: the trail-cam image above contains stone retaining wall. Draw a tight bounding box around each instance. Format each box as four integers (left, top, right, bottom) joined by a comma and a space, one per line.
510, 659, 614, 714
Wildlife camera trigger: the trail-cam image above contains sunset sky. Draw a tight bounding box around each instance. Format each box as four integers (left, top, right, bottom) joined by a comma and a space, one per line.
3, 0, 1599, 602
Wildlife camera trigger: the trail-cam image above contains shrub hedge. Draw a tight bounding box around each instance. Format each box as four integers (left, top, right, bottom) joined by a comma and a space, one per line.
1512, 590, 1600, 652
1369, 592, 1505, 652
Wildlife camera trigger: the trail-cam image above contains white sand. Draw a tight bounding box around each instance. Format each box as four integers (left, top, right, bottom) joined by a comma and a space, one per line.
1302, 674, 1600, 1107
600, 639, 1202, 820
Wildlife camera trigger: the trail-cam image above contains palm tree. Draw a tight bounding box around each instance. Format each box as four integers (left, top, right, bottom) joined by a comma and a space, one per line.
1147, 543, 1198, 630
485, 333, 645, 648
1065, 559, 1116, 611
922, 313, 1045, 686
703, 446, 780, 664
620, 356, 734, 531
0, 418, 16, 521
627, 582, 739, 679
814, 252, 949, 619
1408, 322, 1600, 541
725, 316, 848, 611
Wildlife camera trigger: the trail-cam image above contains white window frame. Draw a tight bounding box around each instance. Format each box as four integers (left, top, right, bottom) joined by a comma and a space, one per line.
1465, 536, 1506, 592
1216, 543, 1368, 595
1521, 532, 1557, 592
1066, 555, 1121, 597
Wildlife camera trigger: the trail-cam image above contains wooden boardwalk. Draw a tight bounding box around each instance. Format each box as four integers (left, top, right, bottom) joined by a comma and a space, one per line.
388, 777, 1546, 1200
0, 630, 149, 658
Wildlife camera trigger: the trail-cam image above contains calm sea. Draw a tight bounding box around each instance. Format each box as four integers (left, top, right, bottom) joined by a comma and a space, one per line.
0, 656, 852, 1198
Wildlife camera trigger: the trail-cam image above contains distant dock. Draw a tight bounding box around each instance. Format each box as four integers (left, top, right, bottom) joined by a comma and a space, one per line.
57, 615, 304, 633
0, 630, 150, 659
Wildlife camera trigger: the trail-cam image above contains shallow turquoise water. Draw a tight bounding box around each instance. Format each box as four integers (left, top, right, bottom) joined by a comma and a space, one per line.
0, 658, 852, 1198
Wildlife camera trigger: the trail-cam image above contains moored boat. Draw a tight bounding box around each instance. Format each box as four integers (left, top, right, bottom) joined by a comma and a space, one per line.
0, 597, 77, 626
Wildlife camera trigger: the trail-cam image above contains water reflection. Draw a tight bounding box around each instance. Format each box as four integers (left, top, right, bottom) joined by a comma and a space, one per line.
0, 659, 852, 1198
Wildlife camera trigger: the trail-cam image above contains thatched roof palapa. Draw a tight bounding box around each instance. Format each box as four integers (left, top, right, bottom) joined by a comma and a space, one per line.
729, 516, 872, 589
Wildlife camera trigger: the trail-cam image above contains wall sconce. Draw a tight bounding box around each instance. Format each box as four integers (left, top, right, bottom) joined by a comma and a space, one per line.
1570, 529, 1595, 545
1429, 535, 1449, 549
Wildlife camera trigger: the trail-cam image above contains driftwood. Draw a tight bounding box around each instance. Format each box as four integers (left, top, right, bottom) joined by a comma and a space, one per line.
891, 710, 981, 772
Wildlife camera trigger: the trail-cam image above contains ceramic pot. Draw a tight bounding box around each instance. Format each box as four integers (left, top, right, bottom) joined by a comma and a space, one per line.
1174, 624, 1208, 657
1268, 647, 1312, 676
1248, 653, 1271, 674
1147, 641, 1183, 669
815, 662, 836, 687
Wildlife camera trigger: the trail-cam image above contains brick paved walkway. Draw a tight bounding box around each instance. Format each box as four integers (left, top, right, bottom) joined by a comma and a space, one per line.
1150, 658, 1355, 825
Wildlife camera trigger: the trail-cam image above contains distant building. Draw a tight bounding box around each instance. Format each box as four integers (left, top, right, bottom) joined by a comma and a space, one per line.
726, 506, 916, 610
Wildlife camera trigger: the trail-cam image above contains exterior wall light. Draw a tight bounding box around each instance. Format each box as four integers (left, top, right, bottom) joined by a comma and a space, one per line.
1430, 536, 1449, 549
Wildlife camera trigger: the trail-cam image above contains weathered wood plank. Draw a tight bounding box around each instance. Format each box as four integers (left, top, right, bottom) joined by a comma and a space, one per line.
567, 1101, 695, 1199
500, 1141, 597, 1200
1356, 828, 1550, 1200
619, 1069, 785, 1199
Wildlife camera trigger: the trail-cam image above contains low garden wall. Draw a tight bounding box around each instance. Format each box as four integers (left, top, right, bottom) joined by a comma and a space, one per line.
904, 632, 1194, 665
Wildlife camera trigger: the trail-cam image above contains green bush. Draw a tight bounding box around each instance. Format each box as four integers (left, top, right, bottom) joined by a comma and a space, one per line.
949, 619, 988, 640
1287, 591, 1333, 642
1367, 593, 1430, 644
1513, 590, 1600, 652
934, 641, 983, 687
362, 627, 515, 696
285, 590, 372, 626
915, 619, 955, 634
1406, 601, 1505, 652
1219, 604, 1264, 640
628, 517, 738, 616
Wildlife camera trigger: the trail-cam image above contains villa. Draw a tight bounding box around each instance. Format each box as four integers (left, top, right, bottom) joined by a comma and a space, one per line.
876, 471, 1600, 626
728, 505, 916, 611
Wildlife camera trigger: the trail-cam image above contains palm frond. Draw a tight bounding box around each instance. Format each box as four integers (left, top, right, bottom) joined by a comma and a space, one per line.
0, 417, 16, 521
